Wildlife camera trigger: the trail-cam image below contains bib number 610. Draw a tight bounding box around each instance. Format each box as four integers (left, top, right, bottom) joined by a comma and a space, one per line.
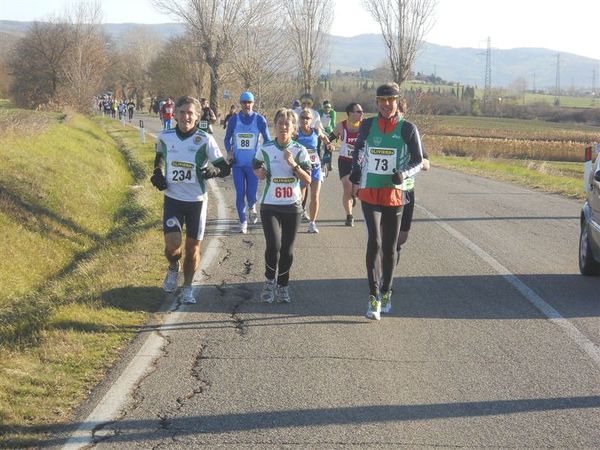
275, 186, 293, 198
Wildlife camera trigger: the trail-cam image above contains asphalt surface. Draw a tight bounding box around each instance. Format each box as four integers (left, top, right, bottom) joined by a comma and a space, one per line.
56, 112, 600, 448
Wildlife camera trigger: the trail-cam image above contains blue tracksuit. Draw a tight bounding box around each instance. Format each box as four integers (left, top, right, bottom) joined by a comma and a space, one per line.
224, 111, 270, 222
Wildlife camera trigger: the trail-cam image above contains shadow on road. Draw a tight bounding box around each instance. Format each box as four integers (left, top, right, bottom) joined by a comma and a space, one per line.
8, 395, 600, 447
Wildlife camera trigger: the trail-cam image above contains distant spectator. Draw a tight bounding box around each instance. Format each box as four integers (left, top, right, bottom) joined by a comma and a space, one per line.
198, 97, 217, 134
223, 104, 237, 129
160, 98, 175, 130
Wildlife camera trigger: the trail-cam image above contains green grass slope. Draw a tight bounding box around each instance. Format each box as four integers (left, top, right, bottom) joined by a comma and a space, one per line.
0, 110, 166, 447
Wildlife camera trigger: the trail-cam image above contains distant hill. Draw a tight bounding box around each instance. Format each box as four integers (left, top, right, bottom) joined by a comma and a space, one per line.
1, 19, 597, 90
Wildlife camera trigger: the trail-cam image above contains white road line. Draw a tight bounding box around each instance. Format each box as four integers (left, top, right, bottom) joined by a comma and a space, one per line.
417, 204, 600, 369
62, 180, 228, 449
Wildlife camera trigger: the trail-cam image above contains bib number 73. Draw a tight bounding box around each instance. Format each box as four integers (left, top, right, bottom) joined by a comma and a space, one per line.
374, 158, 388, 172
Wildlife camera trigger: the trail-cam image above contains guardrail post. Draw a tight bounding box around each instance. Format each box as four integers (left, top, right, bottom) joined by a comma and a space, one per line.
139, 120, 145, 144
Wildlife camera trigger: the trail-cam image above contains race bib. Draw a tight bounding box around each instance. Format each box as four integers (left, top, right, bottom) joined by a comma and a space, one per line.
235, 132, 257, 150
307, 149, 320, 168
345, 143, 355, 158
168, 160, 197, 184
368, 147, 396, 175
271, 177, 296, 200
199, 120, 208, 130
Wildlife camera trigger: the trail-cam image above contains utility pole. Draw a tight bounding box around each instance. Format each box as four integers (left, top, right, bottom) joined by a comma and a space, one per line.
483, 37, 492, 112
554, 53, 561, 106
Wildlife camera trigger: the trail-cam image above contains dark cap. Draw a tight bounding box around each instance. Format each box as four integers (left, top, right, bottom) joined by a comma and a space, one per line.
376, 82, 401, 98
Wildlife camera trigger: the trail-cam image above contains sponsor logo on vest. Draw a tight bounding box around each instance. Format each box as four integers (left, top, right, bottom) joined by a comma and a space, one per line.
373, 136, 382, 145
371, 148, 394, 156
237, 133, 253, 139
392, 134, 401, 139
272, 177, 295, 183
172, 161, 194, 169
194, 135, 202, 144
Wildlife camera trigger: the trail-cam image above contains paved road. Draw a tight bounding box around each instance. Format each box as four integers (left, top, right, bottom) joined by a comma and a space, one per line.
61, 112, 600, 448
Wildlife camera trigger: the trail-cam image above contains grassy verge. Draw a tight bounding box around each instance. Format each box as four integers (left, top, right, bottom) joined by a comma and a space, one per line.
0, 112, 166, 447
428, 154, 586, 200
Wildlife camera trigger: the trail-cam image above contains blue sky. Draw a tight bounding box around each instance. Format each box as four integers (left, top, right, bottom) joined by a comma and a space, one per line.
3, 0, 600, 61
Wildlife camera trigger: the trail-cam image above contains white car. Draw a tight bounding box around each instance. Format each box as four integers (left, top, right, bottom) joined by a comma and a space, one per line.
579, 143, 600, 275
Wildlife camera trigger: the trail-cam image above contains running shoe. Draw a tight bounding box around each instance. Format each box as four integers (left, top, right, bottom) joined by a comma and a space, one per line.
239, 221, 248, 234
308, 221, 319, 234
180, 285, 196, 304
380, 290, 392, 314
248, 207, 258, 224
345, 214, 354, 227
162, 264, 179, 293
366, 295, 381, 321
261, 278, 276, 303
276, 285, 291, 303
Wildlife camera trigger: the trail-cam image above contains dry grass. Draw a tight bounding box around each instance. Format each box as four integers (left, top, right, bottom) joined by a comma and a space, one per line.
425, 135, 585, 162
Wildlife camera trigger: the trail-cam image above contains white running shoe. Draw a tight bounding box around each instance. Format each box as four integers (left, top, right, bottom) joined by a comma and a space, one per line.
308, 221, 319, 234
380, 291, 392, 314
261, 278, 276, 303
162, 264, 179, 293
248, 207, 258, 224
180, 285, 196, 304
276, 285, 291, 303
239, 221, 248, 234
366, 295, 381, 320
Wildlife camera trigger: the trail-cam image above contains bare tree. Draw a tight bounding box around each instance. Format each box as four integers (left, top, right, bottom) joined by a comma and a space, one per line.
283, 0, 333, 94
151, 0, 270, 114
148, 36, 209, 99
362, 0, 437, 86
110, 27, 163, 107
8, 21, 72, 108
8, 0, 108, 111
231, 9, 292, 110
59, 1, 108, 111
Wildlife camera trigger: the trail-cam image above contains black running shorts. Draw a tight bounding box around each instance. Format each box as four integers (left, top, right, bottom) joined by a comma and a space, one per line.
338, 157, 353, 178
163, 195, 207, 240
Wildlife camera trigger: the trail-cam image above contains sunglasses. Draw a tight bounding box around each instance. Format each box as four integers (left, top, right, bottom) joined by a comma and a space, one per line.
377, 96, 398, 103
301, 116, 312, 120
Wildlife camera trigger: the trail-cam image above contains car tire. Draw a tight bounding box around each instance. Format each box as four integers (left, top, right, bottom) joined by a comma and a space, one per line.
579, 218, 600, 276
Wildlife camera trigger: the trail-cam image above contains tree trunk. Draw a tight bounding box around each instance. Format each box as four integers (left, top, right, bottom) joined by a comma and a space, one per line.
209, 61, 220, 116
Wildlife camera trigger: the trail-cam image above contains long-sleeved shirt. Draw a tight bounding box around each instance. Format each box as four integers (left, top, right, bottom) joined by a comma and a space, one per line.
353, 113, 423, 206
224, 111, 270, 153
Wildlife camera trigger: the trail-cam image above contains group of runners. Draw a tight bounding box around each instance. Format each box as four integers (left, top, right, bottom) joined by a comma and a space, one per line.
150, 82, 429, 319
98, 97, 136, 122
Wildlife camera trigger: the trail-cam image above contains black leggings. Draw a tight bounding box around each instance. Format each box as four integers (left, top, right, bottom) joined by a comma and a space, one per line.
260, 208, 302, 286
361, 201, 403, 296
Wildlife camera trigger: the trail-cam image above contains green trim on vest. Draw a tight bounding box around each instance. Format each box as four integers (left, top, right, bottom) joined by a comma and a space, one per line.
363, 118, 409, 189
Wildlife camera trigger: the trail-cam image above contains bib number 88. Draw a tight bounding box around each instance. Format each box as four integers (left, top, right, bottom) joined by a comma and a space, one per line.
275, 186, 293, 198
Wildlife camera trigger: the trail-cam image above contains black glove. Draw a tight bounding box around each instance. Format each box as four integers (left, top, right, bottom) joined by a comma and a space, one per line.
150, 168, 167, 191
392, 169, 403, 185
349, 166, 361, 184
200, 162, 220, 180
